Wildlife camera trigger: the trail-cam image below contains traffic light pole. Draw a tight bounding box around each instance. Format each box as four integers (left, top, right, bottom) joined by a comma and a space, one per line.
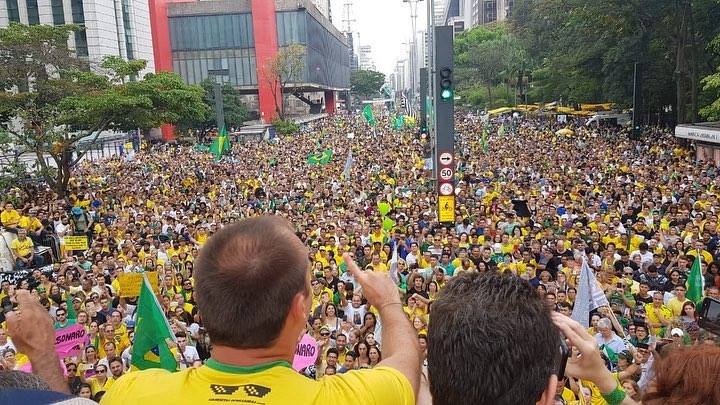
433, 25, 454, 224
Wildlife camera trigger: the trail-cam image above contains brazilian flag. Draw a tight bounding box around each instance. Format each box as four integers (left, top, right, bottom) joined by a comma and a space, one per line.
131, 275, 176, 372
209, 126, 230, 161
307, 149, 334, 165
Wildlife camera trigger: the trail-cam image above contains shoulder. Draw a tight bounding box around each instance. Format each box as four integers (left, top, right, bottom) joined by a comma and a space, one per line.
103, 368, 185, 401
316, 367, 414, 404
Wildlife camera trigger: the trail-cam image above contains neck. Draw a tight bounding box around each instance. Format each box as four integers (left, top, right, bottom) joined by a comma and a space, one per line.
211, 345, 293, 367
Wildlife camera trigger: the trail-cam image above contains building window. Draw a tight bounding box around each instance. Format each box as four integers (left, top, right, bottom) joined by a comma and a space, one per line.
6, 0, 20, 22
26, 0, 40, 24
121, 0, 134, 59
51, 0, 65, 24
70, 0, 88, 56
71, 0, 85, 23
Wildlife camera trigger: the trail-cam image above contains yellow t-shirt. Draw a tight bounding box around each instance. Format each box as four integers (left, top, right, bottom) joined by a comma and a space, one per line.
1, 209, 20, 227
89, 376, 116, 395
101, 360, 413, 405
11, 237, 33, 257
18, 216, 42, 232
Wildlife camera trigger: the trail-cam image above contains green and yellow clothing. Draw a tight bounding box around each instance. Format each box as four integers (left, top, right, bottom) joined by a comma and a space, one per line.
102, 359, 413, 405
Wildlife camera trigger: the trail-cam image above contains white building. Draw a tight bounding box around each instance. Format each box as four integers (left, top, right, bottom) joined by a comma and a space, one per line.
358, 45, 375, 71
0, 0, 154, 76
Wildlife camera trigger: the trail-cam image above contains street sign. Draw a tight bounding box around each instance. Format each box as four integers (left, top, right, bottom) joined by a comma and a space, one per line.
439, 152, 453, 166
439, 183, 454, 196
438, 196, 455, 223
440, 168, 453, 180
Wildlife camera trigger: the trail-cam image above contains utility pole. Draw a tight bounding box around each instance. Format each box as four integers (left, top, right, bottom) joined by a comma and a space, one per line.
433, 25, 454, 224
404, 0, 423, 115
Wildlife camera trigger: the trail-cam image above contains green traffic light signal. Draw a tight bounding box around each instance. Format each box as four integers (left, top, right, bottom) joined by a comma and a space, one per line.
439, 67, 453, 102
441, 88, 453, 100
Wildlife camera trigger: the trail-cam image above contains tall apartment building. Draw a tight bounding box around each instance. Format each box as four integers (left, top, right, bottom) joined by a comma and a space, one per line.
358, 45, 375, 71
471, 0, 515, 26
0, 0, 154, 75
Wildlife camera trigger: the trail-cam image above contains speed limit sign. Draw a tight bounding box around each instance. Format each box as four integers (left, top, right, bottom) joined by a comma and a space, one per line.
440, 168, 453, 180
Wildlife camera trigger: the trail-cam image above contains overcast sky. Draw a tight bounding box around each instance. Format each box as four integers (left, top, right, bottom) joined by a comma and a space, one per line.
330, 0, 429, 76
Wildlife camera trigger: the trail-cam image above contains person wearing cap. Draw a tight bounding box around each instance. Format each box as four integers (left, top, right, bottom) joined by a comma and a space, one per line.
659, 328, 686, 356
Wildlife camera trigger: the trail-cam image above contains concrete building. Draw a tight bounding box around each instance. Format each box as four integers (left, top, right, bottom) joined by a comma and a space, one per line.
149, 0, 350, 130
358, 45, 375, 71
471, 0, 515, 26
0, 0, 154, 75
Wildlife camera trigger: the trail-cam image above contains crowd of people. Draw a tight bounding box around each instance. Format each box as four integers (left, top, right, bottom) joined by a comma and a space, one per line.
1, 110, 720, 404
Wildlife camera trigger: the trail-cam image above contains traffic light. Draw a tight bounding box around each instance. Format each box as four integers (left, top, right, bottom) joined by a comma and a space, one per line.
439, 67, 453, 101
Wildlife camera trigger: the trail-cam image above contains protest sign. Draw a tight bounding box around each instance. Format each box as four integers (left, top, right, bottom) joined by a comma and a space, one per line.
118, 272, 159, 297
292, 334, 318, 371
64, 236, 89, 251
0, 265, 53, 285
55, 324, 88, 357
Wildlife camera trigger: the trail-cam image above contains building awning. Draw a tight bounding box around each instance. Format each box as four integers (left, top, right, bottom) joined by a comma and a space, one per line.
675, 122, 720, 144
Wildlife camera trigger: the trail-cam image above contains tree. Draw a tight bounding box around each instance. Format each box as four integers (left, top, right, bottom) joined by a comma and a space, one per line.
266, 43, 306, 120
510, 0, 720, 124
700, 1, 720, 121
350, 70, 386, 99
176, 79, 249, 141
0, 23, 209, 198
454, 25, 528, 108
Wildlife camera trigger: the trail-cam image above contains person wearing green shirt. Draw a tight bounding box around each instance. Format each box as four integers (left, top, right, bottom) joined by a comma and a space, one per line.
53, 308, 77, 330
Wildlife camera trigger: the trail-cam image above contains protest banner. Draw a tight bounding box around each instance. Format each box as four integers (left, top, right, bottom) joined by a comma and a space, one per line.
64, 236, 89, 251
0, 265, 53, 285
118, 272, 159, 297
292, 334, 318, 371
55, 324, 88, 357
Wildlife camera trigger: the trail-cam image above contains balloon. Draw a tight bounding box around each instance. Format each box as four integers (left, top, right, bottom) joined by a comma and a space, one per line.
378, 201, 391, 216
382, 217, 395, 231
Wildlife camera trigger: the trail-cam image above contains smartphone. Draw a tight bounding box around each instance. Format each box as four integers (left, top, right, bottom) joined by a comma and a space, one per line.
558, 335, 570, 378
699, 297, 720, 336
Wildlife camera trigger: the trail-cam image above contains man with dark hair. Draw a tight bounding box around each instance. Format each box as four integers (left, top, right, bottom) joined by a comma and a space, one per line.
428, 272, 560, 405
104, 216, 419, 403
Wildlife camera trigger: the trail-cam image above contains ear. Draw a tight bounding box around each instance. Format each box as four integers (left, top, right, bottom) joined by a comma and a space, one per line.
536, 374, 559, 405
290, 291, 310, 324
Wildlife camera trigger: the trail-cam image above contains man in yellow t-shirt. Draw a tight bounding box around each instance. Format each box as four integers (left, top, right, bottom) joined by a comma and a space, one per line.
645, 291, 673, 336
104, 217, 418, 404
11, 229, 44, 270
0, 203, 20, 229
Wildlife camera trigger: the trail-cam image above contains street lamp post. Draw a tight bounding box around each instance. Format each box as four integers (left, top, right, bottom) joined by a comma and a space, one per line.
404, 0, 423, 116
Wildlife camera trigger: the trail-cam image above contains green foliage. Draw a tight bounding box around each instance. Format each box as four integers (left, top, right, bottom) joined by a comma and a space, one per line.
509, 0, 720, 122
272, 118, 299, 135
453, 24, 528, 108
0, 23, 209, 196
701, 66, 720, 120
176, 79, 247, 137
350, 70, 386, 99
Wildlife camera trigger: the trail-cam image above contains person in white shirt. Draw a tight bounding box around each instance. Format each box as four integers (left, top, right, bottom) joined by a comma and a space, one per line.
175, 331, 199, 368
0, 328, 15, 353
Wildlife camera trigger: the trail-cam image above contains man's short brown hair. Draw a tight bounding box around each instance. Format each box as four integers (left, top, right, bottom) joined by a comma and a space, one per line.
195, 216, 308, 349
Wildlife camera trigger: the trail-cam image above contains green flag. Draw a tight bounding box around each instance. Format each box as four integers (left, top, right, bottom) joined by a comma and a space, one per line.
66, 293, 76, 320
498, 123, 506, 136
393, 115, 404, 130
307, 149, 334, 165
687, 254, 705, 305
131, 275, 177, 372
209, 126, 230, 161
362, 104, 376, 126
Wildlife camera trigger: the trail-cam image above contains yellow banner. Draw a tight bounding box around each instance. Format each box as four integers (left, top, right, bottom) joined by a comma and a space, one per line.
64, 236, 89, 251
118, 272, 160, 297
438, 196, 455, 223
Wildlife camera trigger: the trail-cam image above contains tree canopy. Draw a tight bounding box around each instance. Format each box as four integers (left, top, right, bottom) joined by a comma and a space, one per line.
453, 1, 720, 124
350, 70, 386, 99
0, 23, 208, 197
